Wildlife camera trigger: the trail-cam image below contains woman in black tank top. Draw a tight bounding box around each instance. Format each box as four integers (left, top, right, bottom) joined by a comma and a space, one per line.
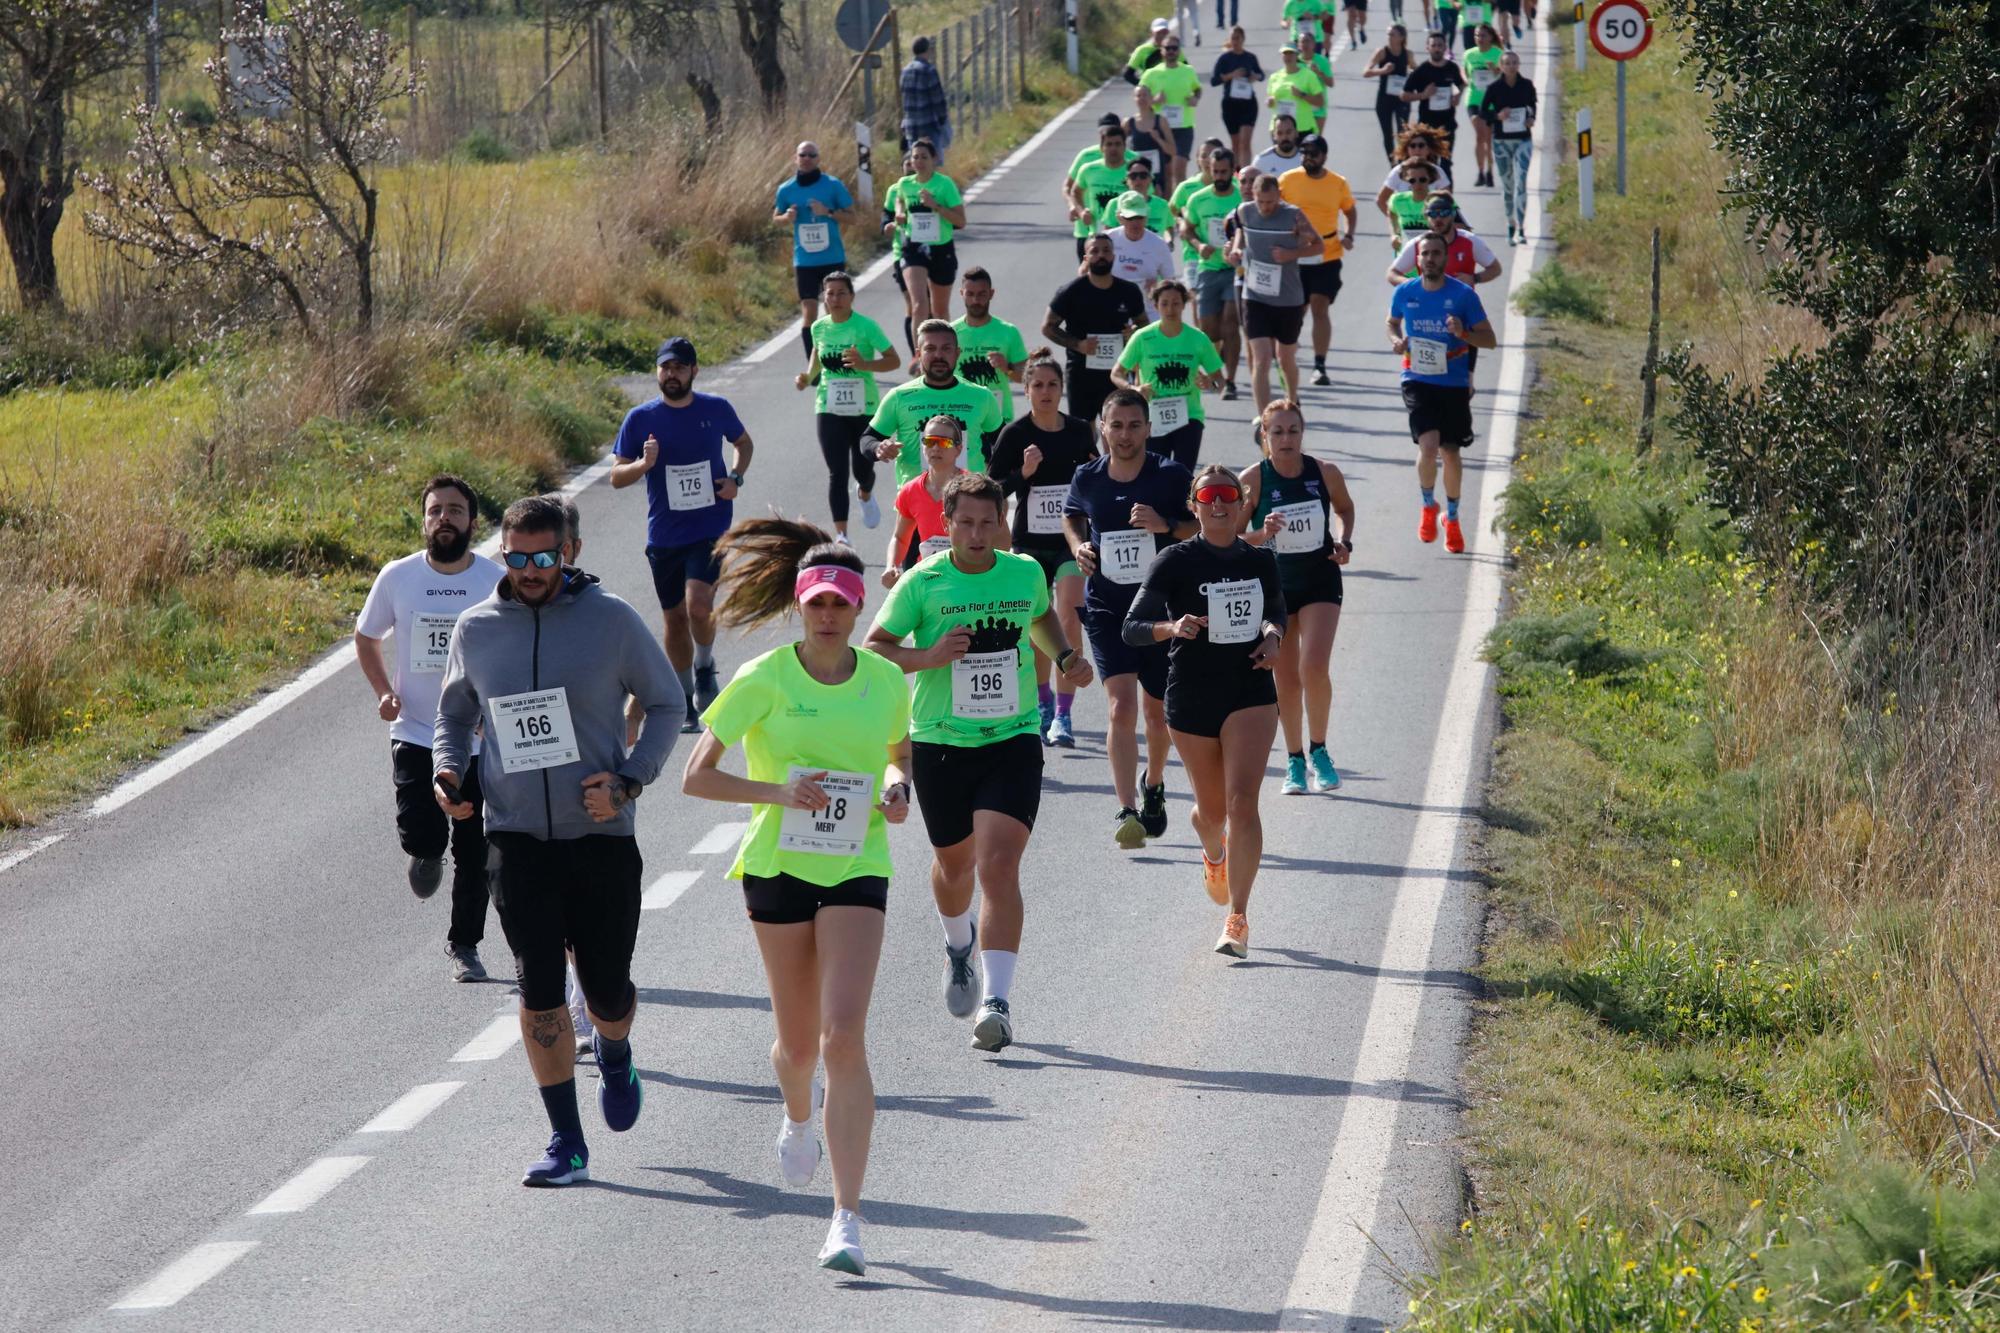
1362, 26, 1415, 161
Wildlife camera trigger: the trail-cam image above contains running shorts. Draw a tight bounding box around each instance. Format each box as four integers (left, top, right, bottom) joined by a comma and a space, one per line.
1082, 602, 1169, 700
1222, 98, 1260, 135
1281, 560, 1344, 610
795, 261, 844, 303
742, 872, 889, 925
645, 539, 722, 609
1148, 419, 1204, 471
487, 831, 642, 1014
1402, 379, 1476, 449
1172, 127, 1196, 158
1299, 258, 1344, 302
1244, 298, 1306, 345
901, 238, 960, 286
1022, 541, 1082, 589
1165, 667, 1279, 738
1195, 267, 1236, 319
911, 733, 1044, 847
1495, 0, 1520, 12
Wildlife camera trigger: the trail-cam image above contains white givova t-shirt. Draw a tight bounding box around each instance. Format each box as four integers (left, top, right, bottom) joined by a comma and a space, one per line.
355, 550, 505, 749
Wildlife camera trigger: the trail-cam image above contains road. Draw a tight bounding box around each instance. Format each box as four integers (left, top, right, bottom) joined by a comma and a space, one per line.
0, 6, 1557, 1329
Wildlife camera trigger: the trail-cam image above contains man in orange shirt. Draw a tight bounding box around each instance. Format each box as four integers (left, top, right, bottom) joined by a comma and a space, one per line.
1277, 134, 1359, 386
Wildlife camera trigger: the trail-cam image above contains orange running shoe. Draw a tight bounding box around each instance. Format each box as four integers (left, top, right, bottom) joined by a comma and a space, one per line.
1444, 517, 1465, 554
1215, 913, 1249, 959
1201, 842, 1229, 905
1418, 503, 1440, 543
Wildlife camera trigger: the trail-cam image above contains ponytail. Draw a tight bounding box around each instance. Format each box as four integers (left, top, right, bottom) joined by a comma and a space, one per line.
713, 517, 863, 629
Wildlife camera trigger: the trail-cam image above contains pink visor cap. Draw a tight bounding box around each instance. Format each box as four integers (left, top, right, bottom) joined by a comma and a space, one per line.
795, 563, 867, 607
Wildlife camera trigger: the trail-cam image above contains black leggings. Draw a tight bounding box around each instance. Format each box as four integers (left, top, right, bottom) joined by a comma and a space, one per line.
1149, 419, 1205, 471
816, 413, 879, 523
1376, 97, 1409, 160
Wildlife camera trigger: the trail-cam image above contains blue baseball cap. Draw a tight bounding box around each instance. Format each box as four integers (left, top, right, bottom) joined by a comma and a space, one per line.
655, 336, 698, 367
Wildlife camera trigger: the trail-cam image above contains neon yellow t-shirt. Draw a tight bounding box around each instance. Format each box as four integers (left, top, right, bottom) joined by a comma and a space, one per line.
1071, 154, 1134, 238
1268, 68, 1327, 134
702, 645, 910, 886
868, 376, 1003, 485
1139, 63, 1202, 126
889, 171, 964, 245
1182, 184, 1244, 271
1116, 322, 1224, 423
1464, 45, 1505, 108
872, 549, 1050, 747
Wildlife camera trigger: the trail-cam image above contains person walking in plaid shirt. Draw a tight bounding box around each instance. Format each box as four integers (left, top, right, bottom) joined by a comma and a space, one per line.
900, 37, 952, 163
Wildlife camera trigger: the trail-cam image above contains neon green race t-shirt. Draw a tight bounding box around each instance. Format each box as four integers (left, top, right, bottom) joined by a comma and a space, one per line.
1182, 183, 1243, 270
1463, 45, 1504, 107
950, 316, 1029, 421
1116, 322, 1224, 424
1139, 63, 1202, 125
1071, 154, 1134, 238
889, 171, 964, 245
1169, 175, 1209, 263
873, 549, 1050, 747
1268, 68, 1327, 134
809, 312, 893, 417
1387, 190, 1431, 238
701, 645, 910, 886
867, 376, 1003, 485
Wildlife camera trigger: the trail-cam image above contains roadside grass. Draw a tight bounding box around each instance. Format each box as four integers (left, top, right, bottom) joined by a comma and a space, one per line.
1404, 13, 2000, 1330
0, 0, 1154, 825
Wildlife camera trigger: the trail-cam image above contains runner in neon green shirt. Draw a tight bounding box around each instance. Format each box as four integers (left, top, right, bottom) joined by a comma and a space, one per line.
685, 517, 912, 1275
794, 271, 902, 539
1139, 49, 1202, 191
951, 269, 1029, 422
1267, 54, 1327, 135
1179, 159, 1246, 398
1462, 25, 1505, 188
1097, 155, 1175, 240
1169, 161, 1214, 272
1111, 282, 1225, 469
864, 471, 1093, 1053
865, 322, 1003, 484
1066, 122, 1134, 248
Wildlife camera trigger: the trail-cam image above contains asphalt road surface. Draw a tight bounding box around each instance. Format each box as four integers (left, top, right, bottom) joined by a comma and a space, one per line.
1, 6, 1559, 1328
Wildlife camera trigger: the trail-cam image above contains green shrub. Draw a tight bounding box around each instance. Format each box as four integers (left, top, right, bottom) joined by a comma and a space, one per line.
454, 128, 514, 164
166, 93, 216, 127
1515, 258, 1610, 323
1500, 469, 1605, 550
1558, 927, 1844, 1042
1487, 607, 1652, 681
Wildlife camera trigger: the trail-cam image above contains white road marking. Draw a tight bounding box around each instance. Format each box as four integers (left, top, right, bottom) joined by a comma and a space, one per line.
357, 1081, 464, 1134
246, 1155, 372, 1215
641, 869, 702, 910
448, 1015, 521, 1063
110, 1240, 258, 1311
1278, 26, 1559, 1333
688, 822, 747, 855
0, 832, 65, 875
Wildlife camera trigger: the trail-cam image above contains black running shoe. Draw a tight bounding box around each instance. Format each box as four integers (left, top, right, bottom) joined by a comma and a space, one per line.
408, 856, 443, 900
1139, 782, 1169, 838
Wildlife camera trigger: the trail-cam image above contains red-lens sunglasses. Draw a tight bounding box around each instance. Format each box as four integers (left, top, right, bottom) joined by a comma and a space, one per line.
1194, 484, 1242, 504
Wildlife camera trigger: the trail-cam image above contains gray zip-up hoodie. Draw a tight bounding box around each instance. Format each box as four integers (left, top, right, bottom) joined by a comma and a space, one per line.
433, 568, 683, 840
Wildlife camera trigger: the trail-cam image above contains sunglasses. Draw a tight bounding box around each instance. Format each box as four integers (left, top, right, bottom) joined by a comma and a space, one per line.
798, 150, 819, 157
1163, 44, 1182, 52
922, 434, 962, 449
1194, 483, 1242, 505
503, 549, 562, 570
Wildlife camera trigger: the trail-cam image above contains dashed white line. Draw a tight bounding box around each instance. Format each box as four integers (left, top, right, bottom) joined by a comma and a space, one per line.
641, 869, 702, 910
111, 1240, 259, 1310
246, 1155, 372, 1216
448, 1015, 521, 1063
688, 822, 747, 855
0, 832, 65, 875
357, 1081, 464, 1134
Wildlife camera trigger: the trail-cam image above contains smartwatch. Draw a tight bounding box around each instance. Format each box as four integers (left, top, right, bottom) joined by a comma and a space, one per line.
727, 470, 746, 487
616, 775, 643, 804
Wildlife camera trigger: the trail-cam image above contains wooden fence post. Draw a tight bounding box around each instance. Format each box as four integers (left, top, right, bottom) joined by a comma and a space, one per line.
1638, 224, 1662, 455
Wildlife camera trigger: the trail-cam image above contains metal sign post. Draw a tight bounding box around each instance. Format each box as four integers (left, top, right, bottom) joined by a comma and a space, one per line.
1065, 0, 1079, 76
1588, 0, 1652, 198
1577, 107, 1594, 220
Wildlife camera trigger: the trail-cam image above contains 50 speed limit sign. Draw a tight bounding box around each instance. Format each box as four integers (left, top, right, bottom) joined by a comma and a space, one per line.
1589, 0, 1652, 59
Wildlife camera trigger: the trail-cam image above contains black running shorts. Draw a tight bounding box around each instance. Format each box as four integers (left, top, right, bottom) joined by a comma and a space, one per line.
911, 733, 1044, 847
487, 831, 642, 1015
742, 872, 889, 925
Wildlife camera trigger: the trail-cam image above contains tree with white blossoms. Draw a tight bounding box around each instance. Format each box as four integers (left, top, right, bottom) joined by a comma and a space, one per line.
86, 0, 421, 337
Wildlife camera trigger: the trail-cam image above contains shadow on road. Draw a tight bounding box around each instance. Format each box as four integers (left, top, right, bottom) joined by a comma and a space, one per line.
992, 1042, 1460, 1109
860, 1261, 1294, 1329
639, 1067, 1023, 1123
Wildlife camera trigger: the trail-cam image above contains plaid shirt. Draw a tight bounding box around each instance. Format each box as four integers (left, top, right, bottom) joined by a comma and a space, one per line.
899, 57, 949, 137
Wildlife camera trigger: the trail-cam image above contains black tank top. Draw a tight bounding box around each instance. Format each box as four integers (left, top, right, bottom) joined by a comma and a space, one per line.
1253, 455, 1336, 582
1374, 47, 1411, 101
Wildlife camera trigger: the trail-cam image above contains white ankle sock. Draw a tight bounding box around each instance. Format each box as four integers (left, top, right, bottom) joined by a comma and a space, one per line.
980, 949, 1017, 1001
939, 908, 974, 951
693, 642, 715, 670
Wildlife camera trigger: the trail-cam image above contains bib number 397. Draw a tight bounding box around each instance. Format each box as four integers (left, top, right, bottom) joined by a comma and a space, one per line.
1206, 579, 1264, 645
491, 687, 580, 774
952, 649, 1019, 719
777, 767, 872, 856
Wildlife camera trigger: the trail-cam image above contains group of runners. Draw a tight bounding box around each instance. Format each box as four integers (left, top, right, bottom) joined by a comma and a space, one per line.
348, 0, 1538, 1281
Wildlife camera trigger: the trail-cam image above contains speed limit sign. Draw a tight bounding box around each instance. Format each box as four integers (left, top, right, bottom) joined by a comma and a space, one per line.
1589, 0, 1652, 59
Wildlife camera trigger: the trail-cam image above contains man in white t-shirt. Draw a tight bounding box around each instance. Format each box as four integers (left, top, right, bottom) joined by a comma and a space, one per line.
1251, 114, 1303, 178
1105, 192, 1178, 320
355, 475, 505, 983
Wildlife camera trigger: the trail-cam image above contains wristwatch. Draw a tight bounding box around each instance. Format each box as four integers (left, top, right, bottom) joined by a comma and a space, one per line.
615, 775, 643, 805
727, 470, 746, 487
1055, 647, 1078, 672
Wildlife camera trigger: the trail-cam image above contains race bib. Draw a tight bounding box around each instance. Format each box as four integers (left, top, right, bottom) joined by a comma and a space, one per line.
1141, 148, 1163, 175
826, 376, 865, 415
908, 211, 943, 243
1162, 103, 1185, 127
490, 687, 579, 774
1248, 260, 1283, 297
1206, 216, 1227, 248
1386, 73, 1407, 97
664, 461, 714, 511
1472, 67, 1498, 91
777, 767, 873, 856
1228, 76, 1254, 99
1429, 84, 1452, 111
1100, 529, 1150, 585
1086, 334, 1121, 370
1206, 578, 1263, 645
952, 649, 1019, 719
1501, 106, 1528, 133
409, 612, 457, 675
1027, 485, 1067, 536
1410, 336, 1450, 375
797, 220, 831, 253
1275, 98, 1298, 121
1272, 500, 1325, 555
1149, 393, 1188, 434
919, 535, 952, 559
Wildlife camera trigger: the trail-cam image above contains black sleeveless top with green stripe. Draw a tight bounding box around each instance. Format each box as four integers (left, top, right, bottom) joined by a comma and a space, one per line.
1252, 455, 1337, 590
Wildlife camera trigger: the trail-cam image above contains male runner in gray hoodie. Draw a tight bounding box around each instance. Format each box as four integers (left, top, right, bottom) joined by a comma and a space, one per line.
433, 494, 684, 1186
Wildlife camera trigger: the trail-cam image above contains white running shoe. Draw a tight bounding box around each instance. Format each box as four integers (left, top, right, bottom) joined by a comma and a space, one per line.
818, 1209, 866, 1275
566, 961, 594, 1053
859, 493, 882, 529
777, 1116, 821, 1187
